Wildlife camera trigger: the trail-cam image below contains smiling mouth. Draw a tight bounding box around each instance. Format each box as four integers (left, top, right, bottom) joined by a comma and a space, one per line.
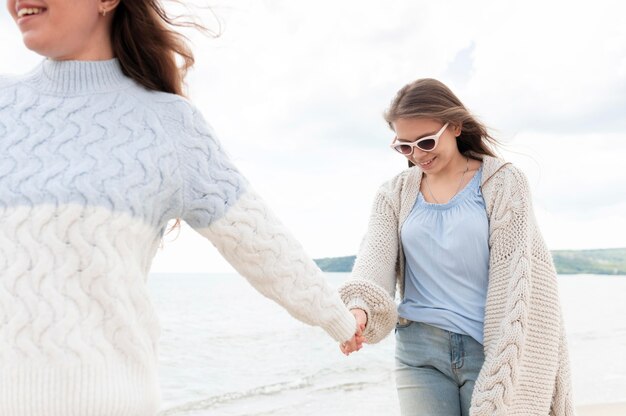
17, 7, 47, 18
417, 157, 436, 167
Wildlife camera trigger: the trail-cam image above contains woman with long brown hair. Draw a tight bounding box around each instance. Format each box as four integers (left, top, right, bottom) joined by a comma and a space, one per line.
338, 79, 575, 415
0, 0, 362, 414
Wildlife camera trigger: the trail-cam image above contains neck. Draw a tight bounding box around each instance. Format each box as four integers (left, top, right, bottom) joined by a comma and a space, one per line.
53, 48, 115, 61
48, 23, 114, 61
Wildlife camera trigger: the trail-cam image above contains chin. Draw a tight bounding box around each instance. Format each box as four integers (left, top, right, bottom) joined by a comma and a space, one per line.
22, 35, 49, 57
21, 33, 65, 59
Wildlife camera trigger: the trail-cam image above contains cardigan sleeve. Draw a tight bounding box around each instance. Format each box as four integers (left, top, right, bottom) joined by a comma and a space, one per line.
169, 103, 356, 344
338, 185, 399, 344
470, 165, 534, 415
470, 165, 574, 415
549, 313, 577, 415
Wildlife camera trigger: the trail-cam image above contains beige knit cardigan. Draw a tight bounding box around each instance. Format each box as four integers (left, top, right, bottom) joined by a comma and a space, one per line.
339, 155, 575, 416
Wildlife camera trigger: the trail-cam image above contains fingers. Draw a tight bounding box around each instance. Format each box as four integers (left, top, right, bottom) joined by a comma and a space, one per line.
339, 319, 370, 356
339, 337, 355, 355
339, 341, 357, 355
339, 334, 367, 356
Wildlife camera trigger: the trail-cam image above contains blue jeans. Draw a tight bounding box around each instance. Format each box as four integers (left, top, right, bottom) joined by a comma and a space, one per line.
395, 320, 485, 416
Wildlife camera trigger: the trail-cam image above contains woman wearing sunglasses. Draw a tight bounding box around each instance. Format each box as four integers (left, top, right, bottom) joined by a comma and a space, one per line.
338, 79, 574, 415
0, 0, 363, 414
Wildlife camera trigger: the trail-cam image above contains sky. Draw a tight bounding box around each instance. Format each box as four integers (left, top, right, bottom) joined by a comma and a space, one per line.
2, 0, 625, 273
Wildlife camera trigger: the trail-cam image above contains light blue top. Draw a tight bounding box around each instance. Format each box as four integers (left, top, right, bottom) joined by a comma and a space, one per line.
398, 165, 490, 344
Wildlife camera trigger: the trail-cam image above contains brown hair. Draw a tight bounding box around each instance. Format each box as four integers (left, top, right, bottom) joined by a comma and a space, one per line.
384, 78, 499, 167
110, 0, 210, 96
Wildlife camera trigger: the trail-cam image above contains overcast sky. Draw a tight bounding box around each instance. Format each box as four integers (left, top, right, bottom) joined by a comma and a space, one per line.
2, 0, 625, 273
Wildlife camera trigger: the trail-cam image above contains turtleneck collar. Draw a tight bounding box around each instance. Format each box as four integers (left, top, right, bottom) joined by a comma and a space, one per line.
23, 58, 133, 95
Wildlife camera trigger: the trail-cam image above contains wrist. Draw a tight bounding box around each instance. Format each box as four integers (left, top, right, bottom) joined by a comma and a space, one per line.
350, 307, 368, 325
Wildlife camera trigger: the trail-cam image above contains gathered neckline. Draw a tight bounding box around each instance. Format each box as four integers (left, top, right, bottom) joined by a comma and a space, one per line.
417, 164, 483, 210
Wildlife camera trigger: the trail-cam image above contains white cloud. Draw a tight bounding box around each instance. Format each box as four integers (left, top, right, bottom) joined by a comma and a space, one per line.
464, 0, 626, 133
3, 0, 625, 272
502, 131, 626, 250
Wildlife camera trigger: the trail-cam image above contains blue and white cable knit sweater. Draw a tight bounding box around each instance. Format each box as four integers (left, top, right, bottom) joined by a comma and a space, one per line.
0, 59, 356, 416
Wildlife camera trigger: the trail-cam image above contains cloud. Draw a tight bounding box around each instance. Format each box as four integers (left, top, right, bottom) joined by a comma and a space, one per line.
500, 129, 626, 250
503, 131, 626, 211
185, 0, 626, 259
2, 0, 625, 272
464, 1, 626, 134
185, 0, 482, 147
442, 43, 476, 89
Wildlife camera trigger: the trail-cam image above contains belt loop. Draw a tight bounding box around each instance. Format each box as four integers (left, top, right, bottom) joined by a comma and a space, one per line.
398, 317, 410, 326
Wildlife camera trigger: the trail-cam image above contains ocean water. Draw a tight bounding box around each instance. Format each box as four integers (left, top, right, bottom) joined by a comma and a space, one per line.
147, 273, 626, 415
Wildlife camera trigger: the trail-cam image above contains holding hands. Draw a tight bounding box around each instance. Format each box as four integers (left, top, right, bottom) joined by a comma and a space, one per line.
340, 308, 368, 356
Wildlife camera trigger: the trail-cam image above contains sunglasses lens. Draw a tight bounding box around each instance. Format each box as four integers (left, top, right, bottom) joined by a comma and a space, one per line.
395, 144, 412, 154
418, 139, 436, 151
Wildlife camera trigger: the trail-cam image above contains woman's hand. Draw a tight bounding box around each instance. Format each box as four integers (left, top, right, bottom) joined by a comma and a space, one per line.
339, 308, 368, 356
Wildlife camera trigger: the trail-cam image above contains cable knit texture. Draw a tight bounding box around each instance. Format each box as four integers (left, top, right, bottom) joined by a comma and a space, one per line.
339, 155, 575, 415
0, 59, 355, 416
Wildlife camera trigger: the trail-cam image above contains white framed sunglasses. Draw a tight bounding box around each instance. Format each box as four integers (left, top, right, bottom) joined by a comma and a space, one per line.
390, 122, 449, 154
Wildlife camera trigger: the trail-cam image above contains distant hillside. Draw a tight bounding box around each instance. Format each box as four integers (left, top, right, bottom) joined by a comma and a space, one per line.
314, 256, 355, 273
551, 248, 626, 275
315, 248, 626, 275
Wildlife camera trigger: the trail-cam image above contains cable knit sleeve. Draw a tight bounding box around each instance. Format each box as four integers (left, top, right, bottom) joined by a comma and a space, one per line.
470, 166, 534, 415
167, 102, 356, 343
470, 165, 573, 415
338, 185, 399, 344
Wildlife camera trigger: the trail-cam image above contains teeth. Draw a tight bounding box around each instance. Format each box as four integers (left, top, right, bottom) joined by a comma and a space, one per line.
419, 158, 435, 166
17, 7, 44, 17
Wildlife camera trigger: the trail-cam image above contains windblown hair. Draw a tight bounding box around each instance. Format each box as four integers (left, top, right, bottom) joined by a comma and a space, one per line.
110, 0, 209, 96
384, 78, 499, 167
